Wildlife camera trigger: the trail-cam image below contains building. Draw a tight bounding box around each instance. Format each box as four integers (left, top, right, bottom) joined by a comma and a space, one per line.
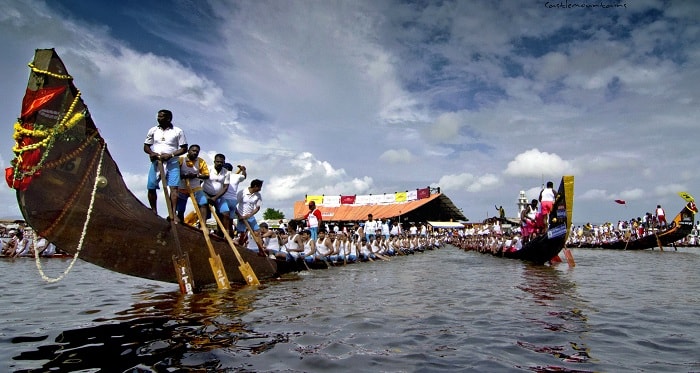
293, 192, 467, 230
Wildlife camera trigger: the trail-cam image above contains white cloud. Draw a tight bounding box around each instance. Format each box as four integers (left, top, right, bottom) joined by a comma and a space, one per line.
503, 149, 574, 178
1, 0, 699, 226
435, 173, 500, 193
379, 149, 413, 163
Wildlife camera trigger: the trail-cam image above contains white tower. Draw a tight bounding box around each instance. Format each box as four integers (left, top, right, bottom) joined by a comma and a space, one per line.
517, 190, 528, 215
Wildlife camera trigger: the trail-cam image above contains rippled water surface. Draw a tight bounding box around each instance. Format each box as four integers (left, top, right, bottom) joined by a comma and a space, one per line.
2, 246, 699, 372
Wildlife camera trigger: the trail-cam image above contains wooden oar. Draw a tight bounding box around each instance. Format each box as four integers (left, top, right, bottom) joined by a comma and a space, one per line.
207, 203, 260, 286
157, 161, 195, 295
185, 179, 230, 290
240, 215, 266, 257
375, 253, 391, 261
240, 214, 279, 273
563, 248, 575, 267
654, 230, 664, 251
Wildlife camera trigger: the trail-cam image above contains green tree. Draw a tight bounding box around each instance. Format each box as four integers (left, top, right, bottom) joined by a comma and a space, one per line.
263, 208, 285, 220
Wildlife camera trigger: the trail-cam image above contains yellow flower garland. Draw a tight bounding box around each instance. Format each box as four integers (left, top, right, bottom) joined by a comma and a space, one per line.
10, 63, 84, 181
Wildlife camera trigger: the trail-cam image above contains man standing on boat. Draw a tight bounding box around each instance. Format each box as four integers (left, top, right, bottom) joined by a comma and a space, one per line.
176, 145, 210, 223
538, 181, 556, 231
235, 179, 264, 255
655, 204, 667, 228
202, 154, 230, 235
304, 200, 323, 240
144, 109, 188, 217
221, 163, 247, 236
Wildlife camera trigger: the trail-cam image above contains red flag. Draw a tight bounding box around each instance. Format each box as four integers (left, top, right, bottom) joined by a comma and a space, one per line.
417, 187, 430, 199
614, 199, 626, 205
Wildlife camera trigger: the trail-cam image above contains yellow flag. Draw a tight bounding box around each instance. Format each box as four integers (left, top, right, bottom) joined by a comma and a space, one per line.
306, 195, 324, 205
678, 192, 695, 202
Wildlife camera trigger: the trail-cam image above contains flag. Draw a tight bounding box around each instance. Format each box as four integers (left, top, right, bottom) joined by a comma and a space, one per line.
417, 187, 430, 199
678, 192, 695, 202
614, 199, 626, 205
306, 195, 324, 205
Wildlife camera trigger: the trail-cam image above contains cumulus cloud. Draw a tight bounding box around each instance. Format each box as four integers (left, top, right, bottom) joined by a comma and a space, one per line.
504, 149, 574, 178
578, 188, 645, 202
423, 112, 463, 144
435, 173, 500, 193
264, 152, 374, 202
2, 0, 699, 225
379, 149, 413, 163
653, 184, 688, 197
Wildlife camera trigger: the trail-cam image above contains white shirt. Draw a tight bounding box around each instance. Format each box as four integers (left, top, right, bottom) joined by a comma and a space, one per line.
236, 188, 262, 216
144, 125, 187, 154
540, 187, 555, 202
178, 157, 208, 189
224, 173, 246, 200
364, 219, 378, 234
202, 167, 230, 196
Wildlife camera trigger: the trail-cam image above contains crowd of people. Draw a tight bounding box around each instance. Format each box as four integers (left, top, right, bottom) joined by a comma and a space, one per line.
565, 219, 700, 247
241, 215, 451, 265
447, 210, 700, 254
1, 228, 62, 258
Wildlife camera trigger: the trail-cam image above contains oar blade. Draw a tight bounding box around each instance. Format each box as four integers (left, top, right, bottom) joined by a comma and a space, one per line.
239, 262, 261, 285
208, 254, 231, 290
563, 248, 576, 267
172, 254, 195, 295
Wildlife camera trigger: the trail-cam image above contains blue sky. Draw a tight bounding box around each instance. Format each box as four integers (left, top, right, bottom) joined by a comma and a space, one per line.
1, 0, 698, 225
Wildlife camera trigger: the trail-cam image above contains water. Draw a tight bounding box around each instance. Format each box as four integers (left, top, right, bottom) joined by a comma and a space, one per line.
1, 246, 699, 372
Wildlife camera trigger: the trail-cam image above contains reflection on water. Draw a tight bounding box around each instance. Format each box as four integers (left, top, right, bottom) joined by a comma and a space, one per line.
514, 265, 593, 373
3, 247, 700, 372
11, 280, 300, 372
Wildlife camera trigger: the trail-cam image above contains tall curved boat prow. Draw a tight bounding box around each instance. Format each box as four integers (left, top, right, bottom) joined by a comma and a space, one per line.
501, 175, 574, 264
6, 49, 278, 288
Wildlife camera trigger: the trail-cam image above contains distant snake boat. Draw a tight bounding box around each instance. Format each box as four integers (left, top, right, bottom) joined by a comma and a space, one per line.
582, 200, 697, 250
459, 176, 574, 264
6, 49, 279, 289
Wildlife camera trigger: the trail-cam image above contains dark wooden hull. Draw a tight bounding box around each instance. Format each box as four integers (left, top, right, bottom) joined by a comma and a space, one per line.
593, 203, 696, 250
9, 49, 278, 288
462, 176, 574, 264
499, 176, 573, 264
500, 230, 567, 263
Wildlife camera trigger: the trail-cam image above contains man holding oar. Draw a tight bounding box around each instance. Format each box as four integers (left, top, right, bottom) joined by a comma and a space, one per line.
144, 109, 187, 218
175, 145, 210, 224
235, 179, 264, 255
202, 154, 230, 236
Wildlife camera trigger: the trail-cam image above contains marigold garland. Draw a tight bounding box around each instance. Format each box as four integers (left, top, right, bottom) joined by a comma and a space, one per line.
10, 63, 84, 185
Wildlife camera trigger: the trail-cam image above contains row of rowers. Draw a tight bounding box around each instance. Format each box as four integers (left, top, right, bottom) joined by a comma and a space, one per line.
148, 142, 262, 241
249, 220, 447, 263
144, 109, 263, 249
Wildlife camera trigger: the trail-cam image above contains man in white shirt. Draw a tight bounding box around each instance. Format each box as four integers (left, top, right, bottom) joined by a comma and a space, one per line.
143, 109, 188, 217
221, 163, 246, 236
202, 154, 230, 235
236, 179, 264, 255
364, 214, 379, 241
